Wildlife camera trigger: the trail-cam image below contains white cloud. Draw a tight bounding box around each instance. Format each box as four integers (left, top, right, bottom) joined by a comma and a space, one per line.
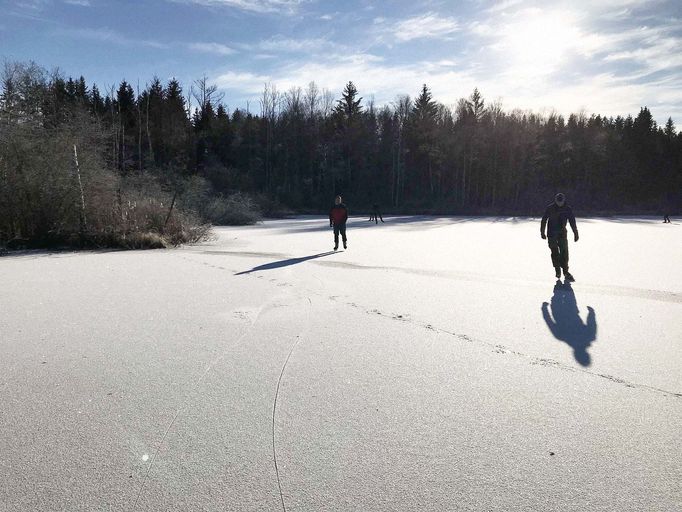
212, 53, 476, 104
169, 0, 306, 14
188, 42, 236, 55
60, 27, 170, 49
252, 36, 330, 53
386, 12, 460, 42
320, 13, 332, 20
486, 0, 666, 14
515, 73, 682, 122
433, 59, 457, 67
191, 1, 682, 124
486, 0, 524, 14
467, 20, 495, 37
234, 35, 350, 57
14, 0, 93, 9
466, 7, 677, 88
13, 0, 49, 10
460, 3, 682, 124
214, 70, 272, 92
210, 37, 682, 124
602, 26, 682, 75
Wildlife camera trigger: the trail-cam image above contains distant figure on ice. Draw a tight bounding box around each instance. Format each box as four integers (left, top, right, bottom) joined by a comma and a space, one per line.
663, 214, 671, 223
541, 193, 579, 281
329, 195, 348, 251
369, 203, 384, 224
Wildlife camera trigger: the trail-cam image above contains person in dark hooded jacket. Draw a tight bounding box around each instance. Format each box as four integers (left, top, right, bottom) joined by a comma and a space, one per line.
541, 193, 579, 281
369, 203, 384, 224
329, 195, 348, 251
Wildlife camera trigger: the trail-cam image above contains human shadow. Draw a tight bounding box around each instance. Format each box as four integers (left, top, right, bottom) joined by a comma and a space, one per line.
234, 251, 337, 275
541, 280, 597, 367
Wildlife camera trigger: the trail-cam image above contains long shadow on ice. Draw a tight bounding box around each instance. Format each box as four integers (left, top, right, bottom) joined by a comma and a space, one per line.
542, 280, 597, 367
234, 251, 337, 275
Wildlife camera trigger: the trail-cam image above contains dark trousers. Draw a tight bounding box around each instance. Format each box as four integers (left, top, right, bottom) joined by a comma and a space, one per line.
333, 224, 347, 246
548, 237, 569, 271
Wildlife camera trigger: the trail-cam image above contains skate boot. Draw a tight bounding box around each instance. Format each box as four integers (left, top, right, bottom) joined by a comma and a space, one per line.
564, 270, 574, 282
555, 267, 561, 279
343, 241, 347, 249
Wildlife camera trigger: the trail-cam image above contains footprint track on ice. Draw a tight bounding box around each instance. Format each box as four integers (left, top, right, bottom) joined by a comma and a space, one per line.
330, 296, 680, 400
174, 252, 680, 399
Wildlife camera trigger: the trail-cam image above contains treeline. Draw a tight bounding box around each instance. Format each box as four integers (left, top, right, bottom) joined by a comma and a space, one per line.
2, 60, 681, 232
1, 62, 218, 249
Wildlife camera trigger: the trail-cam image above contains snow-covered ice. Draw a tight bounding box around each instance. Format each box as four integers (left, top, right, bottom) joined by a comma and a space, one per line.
1, 216, 680, 511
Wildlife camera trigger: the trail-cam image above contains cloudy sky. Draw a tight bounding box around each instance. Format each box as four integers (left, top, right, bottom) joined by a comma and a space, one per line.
1, 0, 681, 124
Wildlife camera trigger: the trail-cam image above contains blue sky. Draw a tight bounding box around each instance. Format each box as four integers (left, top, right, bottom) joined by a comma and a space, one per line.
1, 0, 681, 125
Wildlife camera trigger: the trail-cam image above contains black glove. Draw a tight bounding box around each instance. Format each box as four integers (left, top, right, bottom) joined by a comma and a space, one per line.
541, 233, 546, 239
574, 232, 579, 242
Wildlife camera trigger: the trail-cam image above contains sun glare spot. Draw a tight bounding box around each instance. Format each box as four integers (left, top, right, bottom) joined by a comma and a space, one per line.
501, 10, 582, 75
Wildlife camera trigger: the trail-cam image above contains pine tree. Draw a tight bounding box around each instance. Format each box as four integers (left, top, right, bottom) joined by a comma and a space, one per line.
634, 107, 654, 134
44, 75, 69, 126
74, 76, 88, 104
664, 117, 676, 139
115, 80, 137, 170
409, 84, 441, 196
162, 78, 189, 167
412, 84, 437, 121
332, 81, 366, 191
91, 84, 105, 116
470, 87, 485, 122
142, 77, 163, 165
66, 77, 76, 101
334, 81, 362, 120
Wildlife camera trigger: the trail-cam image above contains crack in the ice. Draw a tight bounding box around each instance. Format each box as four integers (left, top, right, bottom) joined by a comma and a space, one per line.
271, 297, 311, 512
332, 297, 681, 400
272, 336, 301, 512
131, 301, 268, 511
171, 253, 680, 400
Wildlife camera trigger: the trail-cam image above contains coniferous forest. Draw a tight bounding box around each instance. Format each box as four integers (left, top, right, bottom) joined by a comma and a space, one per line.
1, 61, 680, 247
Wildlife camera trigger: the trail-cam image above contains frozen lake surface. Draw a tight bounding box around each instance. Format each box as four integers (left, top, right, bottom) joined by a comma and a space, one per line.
1, 216, 680, 511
